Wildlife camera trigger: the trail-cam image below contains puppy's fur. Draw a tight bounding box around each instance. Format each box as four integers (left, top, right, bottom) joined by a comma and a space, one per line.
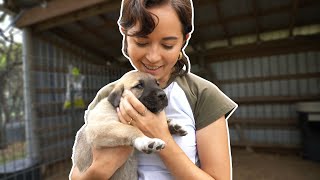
71, 70, 187, 180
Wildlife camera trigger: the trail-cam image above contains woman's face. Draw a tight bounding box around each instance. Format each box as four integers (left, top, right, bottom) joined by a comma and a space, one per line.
126, 4, 185, 87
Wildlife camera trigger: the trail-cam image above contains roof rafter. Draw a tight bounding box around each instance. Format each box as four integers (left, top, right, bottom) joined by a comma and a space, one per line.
251, 0, 261, 42
289, 0, 300, 37
68, 14, 120, 50
213, 2, 232, 46
98, 14, 117, 28
202, 35, 320, 62
52, 28, 115, 61
197, 1, 315, 28
33, 1, 120, 32
194, 0, 317, 45
75, 21, 115, 50
16, 0, 110, 28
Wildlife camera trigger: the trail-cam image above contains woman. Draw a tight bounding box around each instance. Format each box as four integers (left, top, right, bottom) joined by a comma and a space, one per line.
71, 0, 237, 179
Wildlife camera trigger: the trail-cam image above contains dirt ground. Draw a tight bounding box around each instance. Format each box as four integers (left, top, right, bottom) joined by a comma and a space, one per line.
232, 148, 320, 180
48, 148, 320, 180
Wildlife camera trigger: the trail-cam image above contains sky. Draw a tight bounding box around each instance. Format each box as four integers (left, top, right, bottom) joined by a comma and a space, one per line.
0, 0, 23, 43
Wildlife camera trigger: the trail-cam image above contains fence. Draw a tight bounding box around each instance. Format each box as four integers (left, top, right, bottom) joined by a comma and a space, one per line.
0, 33, 129, 179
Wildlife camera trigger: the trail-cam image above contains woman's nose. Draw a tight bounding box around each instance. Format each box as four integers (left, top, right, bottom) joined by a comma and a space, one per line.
146, 45, 161, 63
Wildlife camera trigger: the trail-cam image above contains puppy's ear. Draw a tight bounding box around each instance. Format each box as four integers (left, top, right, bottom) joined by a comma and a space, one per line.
107, 84, 124, 107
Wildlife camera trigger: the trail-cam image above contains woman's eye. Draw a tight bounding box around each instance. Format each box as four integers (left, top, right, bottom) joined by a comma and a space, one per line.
136, 42, 148, 47
162, 44, 173, 49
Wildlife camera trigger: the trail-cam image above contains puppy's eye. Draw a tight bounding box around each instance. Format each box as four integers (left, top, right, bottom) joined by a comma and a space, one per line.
155, 80, 160, 86
134, 83, 144, 89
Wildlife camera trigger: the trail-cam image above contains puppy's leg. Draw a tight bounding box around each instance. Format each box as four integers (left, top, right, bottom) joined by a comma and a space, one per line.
134, 136, 165, 154
85, 122, 165, 153
72, 127, 93, 172
167, 119, 188, 136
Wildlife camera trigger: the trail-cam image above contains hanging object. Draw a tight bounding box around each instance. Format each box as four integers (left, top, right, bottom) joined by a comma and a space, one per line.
63, 65, 85, 109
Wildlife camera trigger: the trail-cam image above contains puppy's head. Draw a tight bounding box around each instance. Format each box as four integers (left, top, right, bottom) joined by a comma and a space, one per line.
107, 71, 168, 113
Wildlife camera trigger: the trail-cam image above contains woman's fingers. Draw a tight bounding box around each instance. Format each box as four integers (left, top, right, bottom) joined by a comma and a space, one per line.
117, 107, 127, 124
123, 90, 148, 116
119, 90, 147, 122
120, 96, 134, 117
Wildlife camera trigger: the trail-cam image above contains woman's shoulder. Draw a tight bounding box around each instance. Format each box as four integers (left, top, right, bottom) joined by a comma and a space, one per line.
175, 72, 237, 130
175, 72, 219, 95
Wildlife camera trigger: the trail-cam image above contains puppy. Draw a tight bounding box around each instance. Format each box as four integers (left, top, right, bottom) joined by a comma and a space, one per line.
71, 70, 187, 180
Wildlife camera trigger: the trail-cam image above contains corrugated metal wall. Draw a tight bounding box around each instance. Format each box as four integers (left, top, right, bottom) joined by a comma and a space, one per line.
207, 51, 320, 149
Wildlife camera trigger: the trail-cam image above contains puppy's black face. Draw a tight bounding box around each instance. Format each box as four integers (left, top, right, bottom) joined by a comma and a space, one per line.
108, 71, 168, 113
135, 78, 168, 113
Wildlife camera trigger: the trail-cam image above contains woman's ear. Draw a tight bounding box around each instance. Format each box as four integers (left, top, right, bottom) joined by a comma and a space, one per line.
185, 33, 190, 40
120, 26, 126, 34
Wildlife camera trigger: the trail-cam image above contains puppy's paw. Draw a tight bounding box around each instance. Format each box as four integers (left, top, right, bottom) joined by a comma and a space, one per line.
167, 119, 188, 136
133, 137, 165, 154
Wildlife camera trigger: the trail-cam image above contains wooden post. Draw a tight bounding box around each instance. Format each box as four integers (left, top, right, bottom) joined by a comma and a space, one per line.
22, 28, 40, 163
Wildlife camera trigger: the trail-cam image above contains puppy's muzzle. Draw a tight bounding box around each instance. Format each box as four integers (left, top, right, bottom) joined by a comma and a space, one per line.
139, 89, 168, 113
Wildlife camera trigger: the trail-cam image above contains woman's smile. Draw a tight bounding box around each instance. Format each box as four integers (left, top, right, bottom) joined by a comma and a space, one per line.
142, 63, 163, 74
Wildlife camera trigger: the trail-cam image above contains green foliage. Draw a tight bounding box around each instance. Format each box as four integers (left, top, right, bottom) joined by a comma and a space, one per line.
0, 26, 23, 125
0, 42, 22, 69
0, 55, 5, 68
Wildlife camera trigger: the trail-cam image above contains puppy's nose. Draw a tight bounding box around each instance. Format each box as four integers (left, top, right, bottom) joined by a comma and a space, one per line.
157, 91, 166, 100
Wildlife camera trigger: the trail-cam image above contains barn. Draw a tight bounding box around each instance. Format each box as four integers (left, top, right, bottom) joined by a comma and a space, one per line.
1, 0, 319, 179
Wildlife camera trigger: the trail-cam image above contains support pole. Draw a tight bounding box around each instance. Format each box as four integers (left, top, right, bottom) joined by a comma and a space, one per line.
22, 28, 39, 164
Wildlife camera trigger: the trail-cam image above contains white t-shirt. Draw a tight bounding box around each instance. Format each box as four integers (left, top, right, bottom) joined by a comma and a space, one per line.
137, 73, 237, 179
137, 82, 198, 180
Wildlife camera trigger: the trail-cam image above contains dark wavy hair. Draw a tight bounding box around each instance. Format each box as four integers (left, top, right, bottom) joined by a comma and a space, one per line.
118, 0, 193, 75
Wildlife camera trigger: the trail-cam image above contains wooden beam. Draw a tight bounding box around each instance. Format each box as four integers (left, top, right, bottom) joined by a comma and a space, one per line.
197, 0, 315, 28
213, 2, 231, 46
233, 95, 320, 104
33, 1, 120, 32
193, 21, 320, 49
98, 14, 118, 28
38, 33, 105, 65
231, 142, 300, 150
16, 0, 110, 28
51, 28, 112, 60
75, 21, 115, 49
65, 15, 119, 47
251, 0, 261, 42
194, 0, 317, 43
229, 117, 298, 128
194, 35, 320, 62
289, 0, 300, 37
218, 72, 320, 85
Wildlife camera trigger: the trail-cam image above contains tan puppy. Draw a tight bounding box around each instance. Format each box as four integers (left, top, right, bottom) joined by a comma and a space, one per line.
71, 70, 187, 180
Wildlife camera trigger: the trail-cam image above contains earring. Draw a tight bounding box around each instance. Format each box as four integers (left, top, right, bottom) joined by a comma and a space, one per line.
178, 52, 183, 60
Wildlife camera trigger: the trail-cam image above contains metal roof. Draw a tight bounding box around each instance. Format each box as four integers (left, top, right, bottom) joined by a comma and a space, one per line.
4, 0, 320, 65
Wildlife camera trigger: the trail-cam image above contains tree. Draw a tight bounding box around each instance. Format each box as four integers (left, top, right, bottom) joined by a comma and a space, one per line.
0, 11, 23, 149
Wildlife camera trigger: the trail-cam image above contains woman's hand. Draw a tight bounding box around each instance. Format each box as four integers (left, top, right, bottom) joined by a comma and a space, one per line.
117, 90, 171, 140
70, 146, 133, 180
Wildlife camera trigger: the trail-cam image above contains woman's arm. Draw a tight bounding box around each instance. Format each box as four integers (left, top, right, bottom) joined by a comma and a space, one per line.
118, 90, 231, 180
153, 116, 230, 180
70, 146, 133, 180
158, 116, 231, 180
